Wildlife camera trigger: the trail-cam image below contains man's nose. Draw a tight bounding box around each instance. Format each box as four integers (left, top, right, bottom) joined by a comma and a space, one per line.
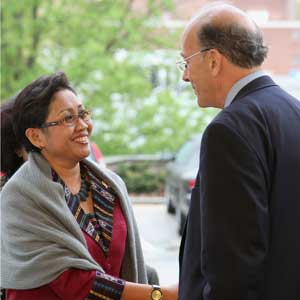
182, 68, 190, 82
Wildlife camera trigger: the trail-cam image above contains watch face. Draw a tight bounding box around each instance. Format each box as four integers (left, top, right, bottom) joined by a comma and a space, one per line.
152, 289, 162, 300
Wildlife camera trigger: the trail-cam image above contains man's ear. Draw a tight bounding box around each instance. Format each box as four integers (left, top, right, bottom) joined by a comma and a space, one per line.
208, 49, 222, 76
25, 128, 46, 150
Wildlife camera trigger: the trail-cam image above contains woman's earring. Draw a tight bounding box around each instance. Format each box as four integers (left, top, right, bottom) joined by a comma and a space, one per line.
15, 149, 23, 158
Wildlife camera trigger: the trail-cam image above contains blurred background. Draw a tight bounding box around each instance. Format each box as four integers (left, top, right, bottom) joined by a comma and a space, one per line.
1, 0, 300, 285
2, 0, 300, 156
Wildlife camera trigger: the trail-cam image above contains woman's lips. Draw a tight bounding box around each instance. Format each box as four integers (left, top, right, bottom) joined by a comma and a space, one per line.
74, 136, 89, 144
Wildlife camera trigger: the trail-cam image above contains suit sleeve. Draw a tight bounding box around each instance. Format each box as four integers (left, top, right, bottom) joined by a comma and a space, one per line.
200, 122, 269, 299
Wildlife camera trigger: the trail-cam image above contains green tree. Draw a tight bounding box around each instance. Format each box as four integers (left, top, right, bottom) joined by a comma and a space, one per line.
1, 0, 218, 155
296, 0, 300, 19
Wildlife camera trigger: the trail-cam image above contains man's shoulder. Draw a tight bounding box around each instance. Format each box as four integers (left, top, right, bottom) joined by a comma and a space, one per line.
218, 82, 298, 123
205, 83, 300, 150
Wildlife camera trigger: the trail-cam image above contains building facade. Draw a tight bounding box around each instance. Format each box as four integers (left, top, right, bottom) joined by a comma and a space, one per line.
134, 0, 300, 75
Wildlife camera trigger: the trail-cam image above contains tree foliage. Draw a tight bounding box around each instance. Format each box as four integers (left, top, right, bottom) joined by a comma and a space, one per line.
296, 0, 300, 19
1, 0, 218, 155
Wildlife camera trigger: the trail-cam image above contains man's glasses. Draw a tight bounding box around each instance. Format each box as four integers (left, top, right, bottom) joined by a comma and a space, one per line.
176, 48, 212, 72
40, 110, 92, 128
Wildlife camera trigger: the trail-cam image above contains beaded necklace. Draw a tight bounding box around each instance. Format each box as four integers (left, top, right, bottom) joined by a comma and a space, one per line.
52, 165, 91, 202
72, 169, 91, 202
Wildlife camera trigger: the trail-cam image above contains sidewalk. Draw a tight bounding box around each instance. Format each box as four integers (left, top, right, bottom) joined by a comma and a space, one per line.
132, 203, 180, 285
130, 195, 165, 204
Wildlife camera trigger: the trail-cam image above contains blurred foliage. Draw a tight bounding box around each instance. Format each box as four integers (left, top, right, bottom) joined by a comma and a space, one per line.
115, 161, 166, 194
296, 0, 300, 19
1, 0, 218, 155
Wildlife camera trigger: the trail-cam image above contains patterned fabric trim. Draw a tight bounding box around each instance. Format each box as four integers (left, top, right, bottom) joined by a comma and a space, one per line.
51, 165, 126, 300
85, 271, 125, 300
52, 163, 117, 255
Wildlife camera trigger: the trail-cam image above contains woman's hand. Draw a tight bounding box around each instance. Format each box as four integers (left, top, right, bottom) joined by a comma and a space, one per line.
122, 282, 178, 300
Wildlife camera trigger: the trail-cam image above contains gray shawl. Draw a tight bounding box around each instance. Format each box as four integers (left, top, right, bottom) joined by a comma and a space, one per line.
1, 152, 147, 289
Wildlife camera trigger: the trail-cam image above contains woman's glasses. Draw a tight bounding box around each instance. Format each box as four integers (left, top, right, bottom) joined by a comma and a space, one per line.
40, 110, 92, 128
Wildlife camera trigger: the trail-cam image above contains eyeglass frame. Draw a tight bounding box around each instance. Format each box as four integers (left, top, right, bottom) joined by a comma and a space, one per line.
176, 48, 213, 71
40, 109, 92, 128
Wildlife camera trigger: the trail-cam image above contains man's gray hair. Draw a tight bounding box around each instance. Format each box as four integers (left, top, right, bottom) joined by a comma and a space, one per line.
197, 22, 268, 68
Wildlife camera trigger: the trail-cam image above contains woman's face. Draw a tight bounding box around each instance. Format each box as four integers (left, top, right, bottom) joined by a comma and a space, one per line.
39, 89, 93, 166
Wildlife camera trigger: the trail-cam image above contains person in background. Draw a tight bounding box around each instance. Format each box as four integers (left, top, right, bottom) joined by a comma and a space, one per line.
1, 72, 177, 300
1, 97, 28, 300
0, 98, 27, 188
177, 2, 300, 300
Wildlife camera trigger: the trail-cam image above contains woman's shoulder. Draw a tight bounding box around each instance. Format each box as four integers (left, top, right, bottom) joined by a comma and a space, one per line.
1, 153, 55, 205
1, 166, 29, 209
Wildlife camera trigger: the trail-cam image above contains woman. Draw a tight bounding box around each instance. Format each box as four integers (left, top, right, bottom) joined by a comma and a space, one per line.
1, 72, 177, 300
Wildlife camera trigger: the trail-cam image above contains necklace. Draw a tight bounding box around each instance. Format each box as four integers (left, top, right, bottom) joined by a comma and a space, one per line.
72, 168, 91, 202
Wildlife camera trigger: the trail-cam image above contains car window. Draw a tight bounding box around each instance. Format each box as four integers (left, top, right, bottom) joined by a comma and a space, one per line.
185, 139, 201, 169
175, 140, 194, 164
175, 136, 201, 167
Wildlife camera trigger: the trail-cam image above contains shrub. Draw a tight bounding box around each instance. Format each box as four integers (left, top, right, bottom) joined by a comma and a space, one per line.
115, 161, 166, 195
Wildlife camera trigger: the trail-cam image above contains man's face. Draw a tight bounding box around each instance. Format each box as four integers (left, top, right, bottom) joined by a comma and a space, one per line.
181, 26, 216, 107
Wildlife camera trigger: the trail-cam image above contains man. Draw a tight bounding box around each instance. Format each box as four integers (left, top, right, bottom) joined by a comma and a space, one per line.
178, 3, 300, 300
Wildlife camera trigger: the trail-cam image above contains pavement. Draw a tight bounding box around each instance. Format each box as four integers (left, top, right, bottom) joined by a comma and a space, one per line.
132, 201, 181, 285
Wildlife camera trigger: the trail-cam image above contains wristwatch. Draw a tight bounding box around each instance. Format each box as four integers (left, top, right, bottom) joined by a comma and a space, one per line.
151, 285, 163, 300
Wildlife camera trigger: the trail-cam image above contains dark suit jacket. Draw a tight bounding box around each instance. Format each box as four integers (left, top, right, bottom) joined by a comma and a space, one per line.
179, 76, 300, 300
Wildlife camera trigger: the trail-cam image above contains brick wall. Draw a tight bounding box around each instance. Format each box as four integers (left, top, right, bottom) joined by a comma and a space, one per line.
170, 0, 298, 20
262, 25, 300, 74
132, 0, 300, 74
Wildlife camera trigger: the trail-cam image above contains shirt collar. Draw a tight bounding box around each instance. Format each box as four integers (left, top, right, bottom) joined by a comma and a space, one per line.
224, 70, 267, 108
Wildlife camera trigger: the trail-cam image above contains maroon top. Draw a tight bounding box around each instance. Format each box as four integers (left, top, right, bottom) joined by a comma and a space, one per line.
6, 164, 127, 300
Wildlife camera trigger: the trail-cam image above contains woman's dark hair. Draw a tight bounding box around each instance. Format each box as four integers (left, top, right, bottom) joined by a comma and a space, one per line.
13, 71, 76, 152
197, 22, 268, 68
1, 97, 24, 177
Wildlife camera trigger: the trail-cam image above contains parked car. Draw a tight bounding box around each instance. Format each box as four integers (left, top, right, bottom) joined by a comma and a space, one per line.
88, 142, 106, 167
164, 134, 202, 235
